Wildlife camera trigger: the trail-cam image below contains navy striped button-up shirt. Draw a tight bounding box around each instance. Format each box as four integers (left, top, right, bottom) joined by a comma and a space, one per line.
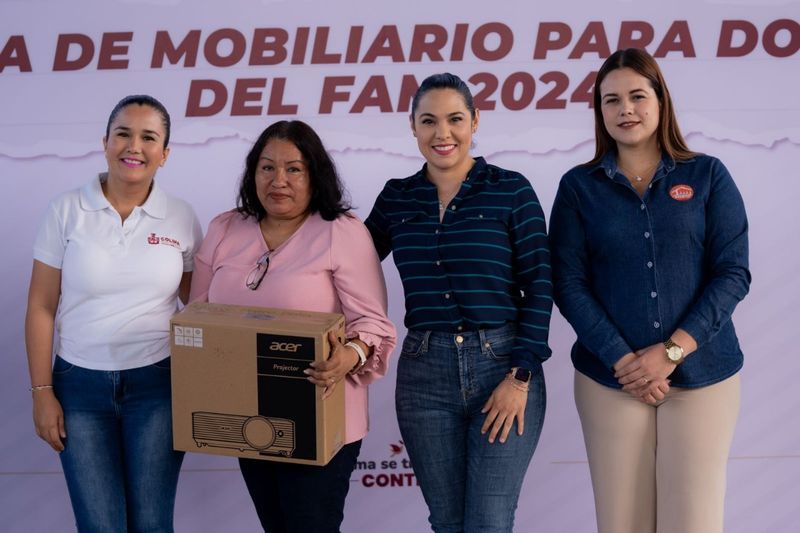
366, 157, 553, 368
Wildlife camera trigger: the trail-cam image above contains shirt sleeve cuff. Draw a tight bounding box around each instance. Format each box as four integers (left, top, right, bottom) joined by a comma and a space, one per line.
596, 339, 634, 371
344, 329, 396, 386
679, 314, 711, 348
511, 346, 549, 370
33, 249, 63, 269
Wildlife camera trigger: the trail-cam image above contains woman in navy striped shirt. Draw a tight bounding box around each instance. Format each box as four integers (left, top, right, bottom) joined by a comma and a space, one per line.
366, 73, 552, 533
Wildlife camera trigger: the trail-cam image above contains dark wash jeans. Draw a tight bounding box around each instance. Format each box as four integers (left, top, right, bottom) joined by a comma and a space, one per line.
53, 355, 183, 533
396, 324, 546, 533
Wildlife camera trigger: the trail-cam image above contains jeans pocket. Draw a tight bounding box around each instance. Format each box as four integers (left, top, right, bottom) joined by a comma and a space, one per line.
52, 355, 75, 375
400, 331, 427, 360
483, 330, 516, 361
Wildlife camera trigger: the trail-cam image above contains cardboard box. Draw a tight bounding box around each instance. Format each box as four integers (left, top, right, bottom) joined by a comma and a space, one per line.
170, 302, 346, 466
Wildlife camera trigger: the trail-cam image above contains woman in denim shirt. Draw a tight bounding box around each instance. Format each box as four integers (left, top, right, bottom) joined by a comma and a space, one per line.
550, 49, 750, 533
367, 73, 552, 532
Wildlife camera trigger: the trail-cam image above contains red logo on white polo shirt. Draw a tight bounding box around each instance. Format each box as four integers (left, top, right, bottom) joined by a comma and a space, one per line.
146, 233, 181, 248
669, 184, 694, 201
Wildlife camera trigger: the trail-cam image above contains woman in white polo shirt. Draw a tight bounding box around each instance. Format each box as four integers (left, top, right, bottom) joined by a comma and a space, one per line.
24, 95, 202, 532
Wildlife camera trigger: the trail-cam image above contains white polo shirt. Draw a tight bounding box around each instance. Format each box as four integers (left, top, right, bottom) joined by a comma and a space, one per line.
33, 174, 203, 370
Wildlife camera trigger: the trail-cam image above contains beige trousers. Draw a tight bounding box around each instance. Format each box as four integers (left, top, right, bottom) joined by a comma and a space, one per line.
574, 371, 740, 533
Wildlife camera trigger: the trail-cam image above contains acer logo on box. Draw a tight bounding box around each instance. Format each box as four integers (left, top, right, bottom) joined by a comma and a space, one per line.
270, 341, 302, 352
258, 333, 315, 360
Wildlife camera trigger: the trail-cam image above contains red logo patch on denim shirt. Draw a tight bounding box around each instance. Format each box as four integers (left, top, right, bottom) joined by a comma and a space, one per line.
669, 184, 694, 201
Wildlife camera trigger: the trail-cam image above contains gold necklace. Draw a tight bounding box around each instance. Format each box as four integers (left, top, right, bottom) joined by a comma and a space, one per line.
618, 159, 660, 183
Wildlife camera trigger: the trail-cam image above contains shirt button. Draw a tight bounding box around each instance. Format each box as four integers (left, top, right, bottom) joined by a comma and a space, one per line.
647, 261, 653, 268
451, 205, 457, 211
640, 204, 645, 210
435, 229, 439, 235
457, 326, 463, 332
650, 291, 657, 298
654, 321, 660, 328
478, 214, 483, 219
644, 232, 650, 238
444, 293, 451, 299
436, 260, 441, 266
455, 335, 464, 344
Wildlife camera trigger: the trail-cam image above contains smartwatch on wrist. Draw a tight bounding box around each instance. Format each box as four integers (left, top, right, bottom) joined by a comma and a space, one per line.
510, 367, 532, 384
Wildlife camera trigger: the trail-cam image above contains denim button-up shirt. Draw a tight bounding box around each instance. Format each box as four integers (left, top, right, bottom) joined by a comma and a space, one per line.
550, 153, 750, 388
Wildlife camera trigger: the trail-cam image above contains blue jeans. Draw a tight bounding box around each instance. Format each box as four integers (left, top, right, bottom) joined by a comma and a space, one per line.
396, 325, 546, 533
239, 440, 362, 532
53, 356, 184, 533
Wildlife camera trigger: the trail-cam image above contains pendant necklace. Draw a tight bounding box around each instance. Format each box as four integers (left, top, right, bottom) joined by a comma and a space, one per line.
618, 159, 660, 183
437, 187, 460, 217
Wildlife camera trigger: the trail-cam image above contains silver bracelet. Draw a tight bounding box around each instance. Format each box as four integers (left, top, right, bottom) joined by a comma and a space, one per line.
30, 384, 53, 392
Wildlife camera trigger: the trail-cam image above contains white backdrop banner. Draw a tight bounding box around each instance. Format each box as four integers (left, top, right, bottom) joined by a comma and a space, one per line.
2, 1, 798, 532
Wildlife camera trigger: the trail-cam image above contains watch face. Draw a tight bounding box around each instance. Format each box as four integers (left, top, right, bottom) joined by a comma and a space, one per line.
667, 346, 682, 362
513, 368, 532, 382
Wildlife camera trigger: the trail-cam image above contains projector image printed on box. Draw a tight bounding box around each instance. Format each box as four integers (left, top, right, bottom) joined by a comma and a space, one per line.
192, 412, 295, 456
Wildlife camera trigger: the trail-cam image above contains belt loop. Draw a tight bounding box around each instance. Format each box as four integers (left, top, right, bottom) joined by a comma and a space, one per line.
478, 329, 489, 356
421, 331, 432, 354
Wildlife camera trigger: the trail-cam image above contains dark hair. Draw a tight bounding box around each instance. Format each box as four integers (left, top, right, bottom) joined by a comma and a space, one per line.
105, 94, 171, 148
589, 48, 694, 164
410, 73, 476, 120
237, 120, 350, 221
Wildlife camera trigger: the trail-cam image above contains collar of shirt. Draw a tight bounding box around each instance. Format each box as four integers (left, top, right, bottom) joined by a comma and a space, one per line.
402, 156, 496, 191
80, 172, 167, 219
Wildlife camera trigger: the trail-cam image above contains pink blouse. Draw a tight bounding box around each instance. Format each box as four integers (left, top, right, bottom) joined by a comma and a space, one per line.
189, 210, 396, 444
